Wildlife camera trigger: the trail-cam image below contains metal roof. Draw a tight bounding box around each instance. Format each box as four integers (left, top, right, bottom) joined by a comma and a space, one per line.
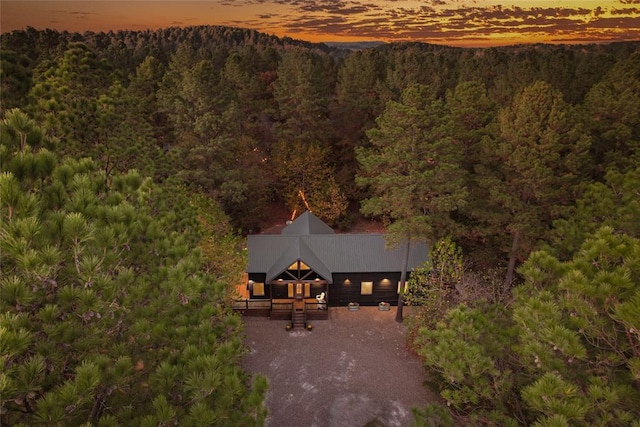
264, 237, 333, 283
281, 211, 334, 235
247, 212, 429, 283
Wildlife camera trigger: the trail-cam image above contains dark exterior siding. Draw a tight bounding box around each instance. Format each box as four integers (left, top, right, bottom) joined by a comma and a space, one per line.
271, 282, 288, 299
250, 272, 411, 306
329, 272, 402, 306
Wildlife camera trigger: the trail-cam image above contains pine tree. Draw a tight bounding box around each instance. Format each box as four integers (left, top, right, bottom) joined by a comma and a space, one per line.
515, 227, 640, 425
549, 166, 640, 258
333, 49, 385, 196
271, 48, 347, 224
444, 81, 499, 263
414, 305, 519, 425
479, 81, 591, 286
272, 48, 333, 145
0, 111, 267, 425
0, 49, 33, 111
357, 83, 468, 320
26, 43, 114, 156
583, 53, 640, 175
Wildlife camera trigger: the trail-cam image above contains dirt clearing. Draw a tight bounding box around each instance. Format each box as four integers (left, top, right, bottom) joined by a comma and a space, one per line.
241, 307, 436, 427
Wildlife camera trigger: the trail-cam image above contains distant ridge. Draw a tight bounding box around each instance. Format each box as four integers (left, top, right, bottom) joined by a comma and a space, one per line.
323, 41, 386, 51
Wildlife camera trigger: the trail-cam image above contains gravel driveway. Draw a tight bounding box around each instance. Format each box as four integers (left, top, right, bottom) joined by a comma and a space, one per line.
241, 306, 436, 427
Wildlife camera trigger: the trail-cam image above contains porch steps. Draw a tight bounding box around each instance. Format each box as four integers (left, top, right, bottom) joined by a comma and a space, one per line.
292, 310, 306, 328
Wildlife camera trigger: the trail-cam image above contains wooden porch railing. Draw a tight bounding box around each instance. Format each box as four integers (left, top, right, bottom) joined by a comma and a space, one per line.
231, 299, 271, 317
272, 302, 294, 312
231, 299, 328, 320
305, 301, 328, 320
271, 301, 294, 320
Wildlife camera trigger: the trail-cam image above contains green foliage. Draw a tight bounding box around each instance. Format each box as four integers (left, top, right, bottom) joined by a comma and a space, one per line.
522, 373, 637, 426
0, 50, 33, 111
273, 48, 333, 143
155, 45, 272, 231
4, 26, 636, 260
583, 53, 640, 174
333, 49, 385, 196
405, 237, 464, 332
412, 228, 640, 425
516, 227, 640, 425
0, 112, 266, 425
477, 80, 592, 285
415, 305, 518, 421
357, 84, 468, 243
411, 403, 454, 427
357, 83, 469, 320
270, 48, 348, 224
190, 193, 246, 283
94, 79, 160, 178
1, 108, 53, 156
27, 43, 113, 154
549, 166, 640, 258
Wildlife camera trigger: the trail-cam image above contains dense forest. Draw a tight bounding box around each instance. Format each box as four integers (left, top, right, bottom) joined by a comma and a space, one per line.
1, 25, 639, 425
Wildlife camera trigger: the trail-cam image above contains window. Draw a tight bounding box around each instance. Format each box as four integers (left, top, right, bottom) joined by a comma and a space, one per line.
397, 281, 408, 294
252, 282, 265, 297
286, 260, 312, 280
299, 261, 310, 270
361, 281, 373, 295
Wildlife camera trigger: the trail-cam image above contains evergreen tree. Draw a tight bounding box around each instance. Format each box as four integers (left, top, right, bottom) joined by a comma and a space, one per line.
272, 48, 333, 145
26, 43, 114, 157
357, 84, 468, 320
94, 80, 160, 179
444, 81, 499, 263
479, 81, 591, 286
0, 50, 33, 111
404, 237, 464, 335
549, 166, 640, 258
583, 53, 640, 175
157, 44, 270, 231
126, 55, 170, 150
412, 228, 640, 425
414, 304, 519, 425
271, 48, 347, 224
333, 49, 385, 197
358, 83, 468, 241
515, 227, 640, 425
0, 111, 267, 425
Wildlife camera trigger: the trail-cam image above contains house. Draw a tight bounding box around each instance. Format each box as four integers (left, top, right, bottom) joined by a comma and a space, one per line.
240, 211, 428, 324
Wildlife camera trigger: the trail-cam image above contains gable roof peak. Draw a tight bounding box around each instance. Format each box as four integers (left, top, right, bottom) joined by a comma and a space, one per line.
265, 237, 333, 283
281, 211, 334, 235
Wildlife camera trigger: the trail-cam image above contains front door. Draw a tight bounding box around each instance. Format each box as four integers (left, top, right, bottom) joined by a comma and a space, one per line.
293, 283, 305, 315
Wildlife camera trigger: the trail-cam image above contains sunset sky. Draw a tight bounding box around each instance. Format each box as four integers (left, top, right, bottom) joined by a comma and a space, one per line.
2, 0, 639, 47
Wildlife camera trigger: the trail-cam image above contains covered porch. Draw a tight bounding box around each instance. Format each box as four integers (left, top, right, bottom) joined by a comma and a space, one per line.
232, 279, 329, 326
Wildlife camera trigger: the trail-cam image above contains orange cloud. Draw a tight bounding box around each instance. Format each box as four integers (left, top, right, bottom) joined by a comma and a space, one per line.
1, 1, 638, 47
